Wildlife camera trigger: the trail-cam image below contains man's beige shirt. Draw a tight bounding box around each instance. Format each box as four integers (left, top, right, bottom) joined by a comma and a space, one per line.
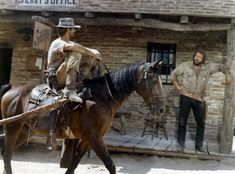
47, 38, 75, 71
170, 61, 230, 101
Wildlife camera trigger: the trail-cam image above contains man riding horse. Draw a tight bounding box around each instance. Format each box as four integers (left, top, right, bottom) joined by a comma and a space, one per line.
46, 18, 101, 150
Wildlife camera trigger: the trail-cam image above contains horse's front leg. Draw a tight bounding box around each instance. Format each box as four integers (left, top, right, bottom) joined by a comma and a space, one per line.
89, 135, 116, 174
65, 140, 90, 174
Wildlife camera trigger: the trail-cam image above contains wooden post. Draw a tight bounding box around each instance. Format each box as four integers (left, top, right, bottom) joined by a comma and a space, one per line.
219, 20, 235, 154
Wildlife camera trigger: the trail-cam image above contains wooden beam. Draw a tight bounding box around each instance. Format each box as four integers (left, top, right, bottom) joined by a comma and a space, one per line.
41, 11, 52, 17
1, 15, 231, 31
107, 145, 235, 161
0, 10, 14, 16
219, 26, 235, 154
180, 15, 189, 24
84, 12, 96, 18
231, 18, 235, 29
134, 13, 142, 20
74, 17, 231, 31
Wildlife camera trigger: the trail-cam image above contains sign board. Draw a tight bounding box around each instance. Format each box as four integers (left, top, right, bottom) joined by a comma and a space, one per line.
0, 0, 79, 10
33, 21, 52, 51
16, 0, 79, 8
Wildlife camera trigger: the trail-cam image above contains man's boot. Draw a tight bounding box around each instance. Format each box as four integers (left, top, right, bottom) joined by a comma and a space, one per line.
195, 126, 205, 153
48, 73, 60, 92
176, 142, 185, 152
46, 110, 58, 151
195, 141, 206, 153
64, 69, 83, 103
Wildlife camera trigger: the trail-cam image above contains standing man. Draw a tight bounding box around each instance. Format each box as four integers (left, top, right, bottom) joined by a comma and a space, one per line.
46, 18, 101, 150
171, 48, 232, 152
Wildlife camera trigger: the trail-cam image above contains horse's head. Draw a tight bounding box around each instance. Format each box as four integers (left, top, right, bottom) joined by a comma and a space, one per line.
135, 60, 165, 117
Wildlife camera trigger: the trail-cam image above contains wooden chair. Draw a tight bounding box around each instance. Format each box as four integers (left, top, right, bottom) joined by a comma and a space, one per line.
141, 105, 169, 140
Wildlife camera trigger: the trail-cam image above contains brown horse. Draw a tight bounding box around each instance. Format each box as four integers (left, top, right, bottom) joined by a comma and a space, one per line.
0, 61, 164, 174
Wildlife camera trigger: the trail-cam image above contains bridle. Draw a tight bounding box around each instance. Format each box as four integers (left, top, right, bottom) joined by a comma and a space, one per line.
138, 63, 164, 117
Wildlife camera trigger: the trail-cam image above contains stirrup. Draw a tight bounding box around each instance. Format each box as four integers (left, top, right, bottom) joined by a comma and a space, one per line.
46, 131, 57, 151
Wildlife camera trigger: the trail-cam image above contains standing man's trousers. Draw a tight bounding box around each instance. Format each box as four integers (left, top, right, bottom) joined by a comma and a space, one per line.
177, 95, 206, 149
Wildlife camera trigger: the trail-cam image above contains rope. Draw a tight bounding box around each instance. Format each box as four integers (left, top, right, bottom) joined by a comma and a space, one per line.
100, 60, 110, 74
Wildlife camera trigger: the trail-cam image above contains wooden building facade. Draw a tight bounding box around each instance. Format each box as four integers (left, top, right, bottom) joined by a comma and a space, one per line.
0, 0, 235, 154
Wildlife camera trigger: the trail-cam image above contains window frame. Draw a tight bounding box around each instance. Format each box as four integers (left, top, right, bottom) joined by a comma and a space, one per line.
147, 42, 176, 85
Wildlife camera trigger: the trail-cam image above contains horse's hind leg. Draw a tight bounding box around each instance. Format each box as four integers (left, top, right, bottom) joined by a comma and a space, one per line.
15, 125, 32, 148
1, 125, 30, 154
2, 123, 23, 174
65, 141, 90, 174
89, 136, 116, 174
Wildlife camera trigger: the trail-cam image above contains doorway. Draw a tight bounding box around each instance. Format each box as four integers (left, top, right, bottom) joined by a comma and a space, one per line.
0, 46, 13, 86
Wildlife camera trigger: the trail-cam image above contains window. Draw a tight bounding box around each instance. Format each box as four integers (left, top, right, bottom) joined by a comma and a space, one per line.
147, 43, 176, 84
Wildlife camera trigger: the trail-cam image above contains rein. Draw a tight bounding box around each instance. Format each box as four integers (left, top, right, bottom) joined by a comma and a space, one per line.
100, 60, 121, 105
100, 60, 110, 74
104, 75, 121, 105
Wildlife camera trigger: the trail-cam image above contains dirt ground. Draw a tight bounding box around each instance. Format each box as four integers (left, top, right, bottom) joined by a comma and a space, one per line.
0, 143, 235, 174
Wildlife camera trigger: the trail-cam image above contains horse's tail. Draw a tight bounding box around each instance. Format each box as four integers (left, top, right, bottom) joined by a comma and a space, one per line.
0, 84, 12, 114
0, 84, 12, 134
0, 84, 11, 99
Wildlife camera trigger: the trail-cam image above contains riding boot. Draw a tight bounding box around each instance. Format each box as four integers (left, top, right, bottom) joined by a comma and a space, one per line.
46, 110, 58, 151
195, 138, 205, 153
63, 69, 83, 103
48, 74, 60, 92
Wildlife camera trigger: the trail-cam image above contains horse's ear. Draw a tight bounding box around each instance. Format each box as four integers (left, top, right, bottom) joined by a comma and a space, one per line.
148, 59, 163, 71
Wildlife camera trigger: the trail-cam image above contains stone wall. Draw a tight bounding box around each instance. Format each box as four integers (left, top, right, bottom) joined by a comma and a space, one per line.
0, 21, 228, 145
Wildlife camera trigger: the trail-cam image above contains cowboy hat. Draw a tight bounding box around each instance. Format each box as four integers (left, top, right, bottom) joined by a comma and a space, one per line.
56, 18, 81, 28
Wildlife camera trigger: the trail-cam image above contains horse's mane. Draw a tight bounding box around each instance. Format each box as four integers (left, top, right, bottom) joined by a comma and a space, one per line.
84, 62, 144, 100
109, 62, 144, 99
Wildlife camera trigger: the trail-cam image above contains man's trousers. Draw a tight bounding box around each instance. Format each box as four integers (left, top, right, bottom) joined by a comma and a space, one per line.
177, 95, 206, 149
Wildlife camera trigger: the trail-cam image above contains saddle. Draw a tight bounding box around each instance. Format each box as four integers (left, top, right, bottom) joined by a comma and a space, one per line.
29, 84, 58, 105
28, 83, 83, 111
27, 84, 82, 129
